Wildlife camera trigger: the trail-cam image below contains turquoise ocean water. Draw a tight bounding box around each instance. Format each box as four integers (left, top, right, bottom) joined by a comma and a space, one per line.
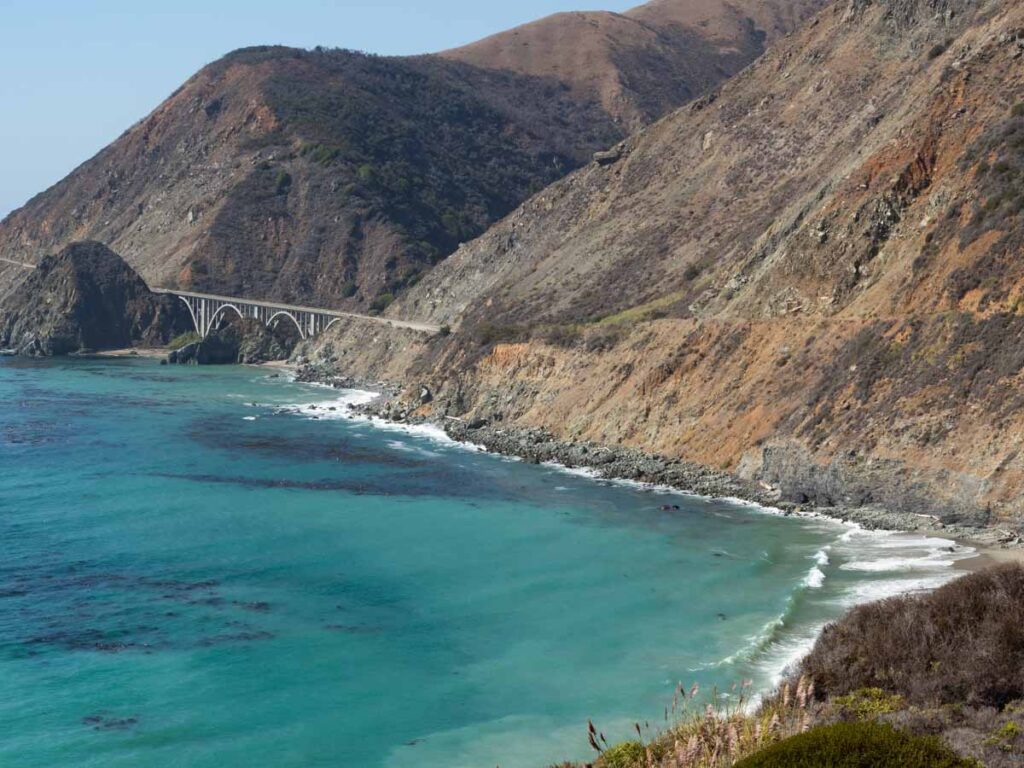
0, 358, 975, 767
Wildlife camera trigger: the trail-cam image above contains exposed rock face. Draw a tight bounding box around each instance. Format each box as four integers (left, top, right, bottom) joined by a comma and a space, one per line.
308, 0, 1024, 529
0, 241, 188, 355
0, 0, 826, 311
167, 317, 298, 365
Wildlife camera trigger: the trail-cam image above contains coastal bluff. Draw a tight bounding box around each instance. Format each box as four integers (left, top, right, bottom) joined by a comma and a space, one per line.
0, 241, 189, 356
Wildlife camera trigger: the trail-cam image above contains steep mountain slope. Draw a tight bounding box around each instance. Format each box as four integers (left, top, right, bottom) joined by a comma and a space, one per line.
319, 0, 1024, 526
0, 0, 824, 312
442, 0, 826, 130
0, 49, 620, 310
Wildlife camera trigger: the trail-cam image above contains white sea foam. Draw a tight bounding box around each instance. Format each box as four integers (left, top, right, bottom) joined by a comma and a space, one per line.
700, 523, 975, 693
842, 553, 961, 572
242, 416, 257, 421
385, 439, 440, 458
803, 565, 826, 589
754, 622, 830, 688
270, 385, 488, 453
843, 574, 956, 605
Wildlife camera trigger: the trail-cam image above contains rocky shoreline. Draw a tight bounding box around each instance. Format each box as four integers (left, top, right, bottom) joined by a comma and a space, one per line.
293, 362, 1024, 553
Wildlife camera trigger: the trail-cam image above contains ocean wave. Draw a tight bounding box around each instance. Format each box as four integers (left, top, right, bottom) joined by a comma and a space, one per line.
803, 565, 826, 589
711, 612, 790, 670
841, 574, 959, 605
753, 621, 830, 688
707, 559, 824, 670
841, 552, 963, 572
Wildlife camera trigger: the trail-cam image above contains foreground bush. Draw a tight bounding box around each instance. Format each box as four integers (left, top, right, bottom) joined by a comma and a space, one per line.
801, 564, 1024, 708
732, 721, 977, 768
601, 741, 647, 768
590, 679, 818, 768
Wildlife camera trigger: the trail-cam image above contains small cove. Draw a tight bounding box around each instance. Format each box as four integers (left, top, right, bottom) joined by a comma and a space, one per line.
0, 357, 976, 768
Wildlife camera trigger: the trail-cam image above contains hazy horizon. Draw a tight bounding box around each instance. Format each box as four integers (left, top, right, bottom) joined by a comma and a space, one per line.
1, 0, 635, 219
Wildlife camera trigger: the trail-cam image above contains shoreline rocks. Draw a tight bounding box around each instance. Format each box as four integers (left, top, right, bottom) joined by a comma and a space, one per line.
296, 362, 1022, 553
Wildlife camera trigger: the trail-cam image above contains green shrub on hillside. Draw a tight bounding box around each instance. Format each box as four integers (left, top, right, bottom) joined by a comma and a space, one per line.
168, 331, 201, 350
274, 170, 292, 194
598, 741, 646, 768
733, 722, 977, 768
833, 688, 905, 720
369, 293, 394, 313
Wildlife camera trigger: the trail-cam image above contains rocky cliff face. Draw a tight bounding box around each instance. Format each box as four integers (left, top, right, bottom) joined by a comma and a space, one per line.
305, 0, 1024, 529
0, 0, 824, 312
0, 241, 189, 355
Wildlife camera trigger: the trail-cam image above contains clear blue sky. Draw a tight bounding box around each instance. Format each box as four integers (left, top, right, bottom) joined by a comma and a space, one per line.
1, 0, 635, 219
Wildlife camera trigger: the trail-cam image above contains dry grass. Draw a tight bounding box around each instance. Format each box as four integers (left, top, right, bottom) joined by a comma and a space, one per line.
583, 678, 820, 768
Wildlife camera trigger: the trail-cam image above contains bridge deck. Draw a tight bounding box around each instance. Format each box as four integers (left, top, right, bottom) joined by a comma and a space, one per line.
152, 288, 441, 334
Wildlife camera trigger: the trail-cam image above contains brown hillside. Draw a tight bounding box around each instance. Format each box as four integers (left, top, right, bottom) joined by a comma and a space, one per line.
0, 49, 621, 310
0, 0, 822, 312
443, 0, 826, 130
317, 0, 1024, 526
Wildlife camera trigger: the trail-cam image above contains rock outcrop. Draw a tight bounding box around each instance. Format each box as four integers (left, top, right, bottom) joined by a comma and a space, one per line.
0, 241, 188, 356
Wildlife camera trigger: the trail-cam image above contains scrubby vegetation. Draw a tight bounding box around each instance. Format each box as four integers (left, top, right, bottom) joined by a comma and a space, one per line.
582, 678, 821, 768
800, 564, 1024, 709
369, 293, 395, 314
947, 98, 1024, 307
167, 331, 201, 351
731, 722, 977, 768
256, 47, 620, 295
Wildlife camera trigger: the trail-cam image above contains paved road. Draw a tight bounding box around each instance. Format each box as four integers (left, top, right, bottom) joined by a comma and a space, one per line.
152, 288, 442, 334
0, 257, 37, 269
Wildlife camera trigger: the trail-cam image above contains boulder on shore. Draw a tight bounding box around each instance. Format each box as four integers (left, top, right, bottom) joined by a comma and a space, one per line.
0, 241, 190, 356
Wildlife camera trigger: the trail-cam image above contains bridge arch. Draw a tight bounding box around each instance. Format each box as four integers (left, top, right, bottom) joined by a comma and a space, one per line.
268, 310, 306, 340
208, 303, 245, 333
176, 296, 202, 336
